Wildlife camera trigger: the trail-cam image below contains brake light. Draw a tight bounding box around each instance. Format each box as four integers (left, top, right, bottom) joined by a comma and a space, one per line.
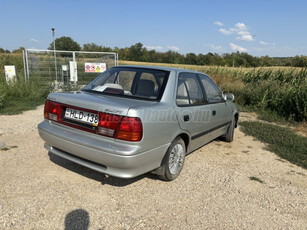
98, 112, 143, 141
116, 117, 143, 142
98, 113, 121, 137
44, 100, 63, 122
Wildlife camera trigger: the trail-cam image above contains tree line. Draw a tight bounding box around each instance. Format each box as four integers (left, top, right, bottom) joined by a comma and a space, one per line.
2, 36, 307, 67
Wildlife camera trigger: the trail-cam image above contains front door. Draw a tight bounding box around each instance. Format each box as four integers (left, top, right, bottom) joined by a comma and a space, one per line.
198, 74, 231, 139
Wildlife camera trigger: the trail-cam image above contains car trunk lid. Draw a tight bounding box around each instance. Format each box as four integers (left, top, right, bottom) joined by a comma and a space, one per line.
48, 91, 137, 116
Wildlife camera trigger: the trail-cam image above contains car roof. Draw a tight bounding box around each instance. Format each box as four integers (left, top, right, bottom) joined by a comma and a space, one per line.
116, 65, 205, 75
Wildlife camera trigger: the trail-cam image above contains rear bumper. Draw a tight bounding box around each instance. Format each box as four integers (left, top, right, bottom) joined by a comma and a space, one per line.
38, 120, 169, 178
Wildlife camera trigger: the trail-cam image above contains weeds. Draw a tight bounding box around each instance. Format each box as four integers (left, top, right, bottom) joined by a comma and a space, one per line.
0, 76, 51, 114
256, 110, 288, 124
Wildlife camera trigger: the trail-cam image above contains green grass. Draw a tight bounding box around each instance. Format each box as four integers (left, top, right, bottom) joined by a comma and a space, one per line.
240, 121, 307, 169
0, 96, 45, 115
237, 105, 256, 113
256, 109, 289, 125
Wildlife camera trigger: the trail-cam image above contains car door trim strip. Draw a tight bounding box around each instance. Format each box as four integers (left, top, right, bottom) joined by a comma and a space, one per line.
191, 121, 231, 140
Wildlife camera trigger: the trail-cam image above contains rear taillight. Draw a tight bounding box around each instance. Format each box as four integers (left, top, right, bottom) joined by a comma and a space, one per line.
44, 100, 63, 122
116, 117, 143, 142
98, 112, 143, 142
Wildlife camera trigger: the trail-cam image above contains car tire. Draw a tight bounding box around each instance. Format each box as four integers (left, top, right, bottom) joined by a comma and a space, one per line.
158, 137, 186, 181
224, 116, 235, 142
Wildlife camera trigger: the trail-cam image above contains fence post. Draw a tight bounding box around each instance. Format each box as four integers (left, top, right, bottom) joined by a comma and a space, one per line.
54, 49, 58, 88
25, 49, 30, 80
22, 49, 27, 80
73, 51, 76, 84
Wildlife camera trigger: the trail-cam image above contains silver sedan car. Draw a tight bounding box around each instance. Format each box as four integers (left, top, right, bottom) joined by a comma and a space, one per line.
38, 66, 238, 181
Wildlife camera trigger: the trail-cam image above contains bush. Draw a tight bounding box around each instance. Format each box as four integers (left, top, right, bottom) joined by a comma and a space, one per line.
0, 77, 51, 114
0, 53, 23, 77
0, 83, 7, 108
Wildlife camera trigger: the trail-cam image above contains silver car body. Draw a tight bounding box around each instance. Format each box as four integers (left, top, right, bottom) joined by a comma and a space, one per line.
38, 65, 238, 178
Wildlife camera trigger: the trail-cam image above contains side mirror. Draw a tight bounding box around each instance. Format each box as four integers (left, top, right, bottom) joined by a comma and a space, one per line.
223, 93, 235, 101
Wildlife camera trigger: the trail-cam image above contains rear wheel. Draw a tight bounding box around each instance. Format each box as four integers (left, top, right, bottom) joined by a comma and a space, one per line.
158, 137, 186, 181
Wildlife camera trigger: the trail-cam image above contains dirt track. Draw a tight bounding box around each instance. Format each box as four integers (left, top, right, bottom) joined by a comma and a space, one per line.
0, 106, 306, 229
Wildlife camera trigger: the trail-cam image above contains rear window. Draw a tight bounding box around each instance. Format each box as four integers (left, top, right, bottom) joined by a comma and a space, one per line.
82, 67, 169, 100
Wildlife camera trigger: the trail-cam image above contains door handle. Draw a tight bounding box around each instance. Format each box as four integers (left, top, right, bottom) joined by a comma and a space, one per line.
183, 115, 190, 122
212, 110, 216, 116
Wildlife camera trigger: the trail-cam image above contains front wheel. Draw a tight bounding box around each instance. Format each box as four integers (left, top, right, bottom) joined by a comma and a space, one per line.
158, 137, 186, 181
224, 116, 235, 142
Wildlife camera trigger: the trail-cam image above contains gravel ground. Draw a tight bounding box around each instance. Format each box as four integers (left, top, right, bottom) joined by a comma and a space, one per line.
0, 106, 306, 229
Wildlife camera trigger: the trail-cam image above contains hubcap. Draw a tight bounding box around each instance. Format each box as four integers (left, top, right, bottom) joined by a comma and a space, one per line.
168, 143, 184, 175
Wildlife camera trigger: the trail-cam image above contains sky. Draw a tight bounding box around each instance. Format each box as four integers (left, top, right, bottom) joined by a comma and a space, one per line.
1, 0, 307, 57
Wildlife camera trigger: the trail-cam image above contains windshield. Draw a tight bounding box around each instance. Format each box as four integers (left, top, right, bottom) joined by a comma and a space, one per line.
82, 67, 170, 100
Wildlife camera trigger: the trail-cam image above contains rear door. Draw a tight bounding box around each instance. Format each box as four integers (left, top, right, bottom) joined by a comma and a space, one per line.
176, 72, 212, 151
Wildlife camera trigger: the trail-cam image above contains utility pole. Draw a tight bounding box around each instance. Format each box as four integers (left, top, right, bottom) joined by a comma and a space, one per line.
52, 28, 58, 86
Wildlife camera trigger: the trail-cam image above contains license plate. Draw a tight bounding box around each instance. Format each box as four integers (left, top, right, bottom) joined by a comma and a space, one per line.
64, 108, 98, 126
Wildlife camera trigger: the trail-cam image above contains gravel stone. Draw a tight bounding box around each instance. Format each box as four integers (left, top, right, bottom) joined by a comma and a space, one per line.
0, 141, 5, 149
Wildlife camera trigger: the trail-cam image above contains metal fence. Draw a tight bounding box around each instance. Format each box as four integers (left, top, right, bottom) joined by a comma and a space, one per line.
24, 49, 118, 88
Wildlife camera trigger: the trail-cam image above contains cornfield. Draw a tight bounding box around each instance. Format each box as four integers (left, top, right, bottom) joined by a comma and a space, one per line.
120, 61, 307, 122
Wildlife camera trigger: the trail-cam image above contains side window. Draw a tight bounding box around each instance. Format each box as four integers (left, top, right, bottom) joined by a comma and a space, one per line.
176, 77, 189, 105
176, 73, 204, 106
199, 74, 223, 103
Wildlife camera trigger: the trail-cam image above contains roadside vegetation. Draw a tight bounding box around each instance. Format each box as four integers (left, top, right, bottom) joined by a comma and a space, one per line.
0, 53, 50, 114
240, 121, 307, 169
0, 77, 50, 115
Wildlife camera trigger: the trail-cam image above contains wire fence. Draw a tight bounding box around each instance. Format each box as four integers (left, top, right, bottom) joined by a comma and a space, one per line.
24, 49, 118, 89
